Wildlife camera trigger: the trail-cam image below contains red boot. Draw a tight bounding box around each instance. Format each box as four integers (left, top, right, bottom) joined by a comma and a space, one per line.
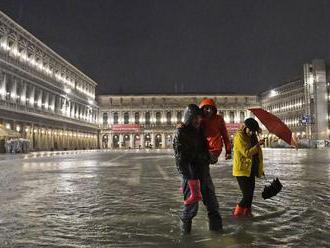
183, 180, 202, 205
232, 204, 245, 217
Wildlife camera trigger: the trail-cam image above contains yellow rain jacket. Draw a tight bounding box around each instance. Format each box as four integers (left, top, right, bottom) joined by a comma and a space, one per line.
233, 128, 264, 177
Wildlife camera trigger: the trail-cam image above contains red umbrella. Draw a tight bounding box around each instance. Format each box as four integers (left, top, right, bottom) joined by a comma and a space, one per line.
248, 108, 298, 148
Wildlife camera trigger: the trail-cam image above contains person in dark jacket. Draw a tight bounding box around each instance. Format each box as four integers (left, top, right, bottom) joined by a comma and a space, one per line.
173, 104, 223, 234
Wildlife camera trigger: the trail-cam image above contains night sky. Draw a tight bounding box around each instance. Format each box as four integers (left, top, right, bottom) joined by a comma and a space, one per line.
1, 0, 330, 95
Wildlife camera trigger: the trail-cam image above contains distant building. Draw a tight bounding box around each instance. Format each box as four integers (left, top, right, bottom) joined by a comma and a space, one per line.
1, 11, 329, 151
0, 11, 99, 151
260, 59, 330, 147
97, 94, 259, 149
99, 59, 330, 149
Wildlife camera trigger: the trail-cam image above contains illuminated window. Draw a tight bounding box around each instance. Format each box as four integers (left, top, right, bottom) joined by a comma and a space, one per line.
177, 111, 182, 124
124, 112, 129, 124
156, 112, 161, 125
103, 113, 108, 126
113, 112, 119, 124
135, 112, 140, 124
166, 112, 171, 125
145, 112, 151, 125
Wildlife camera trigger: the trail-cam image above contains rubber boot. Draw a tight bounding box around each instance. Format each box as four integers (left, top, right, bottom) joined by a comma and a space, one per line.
208, 214, 223, 232
243, 207, 254, 217
183, 180, 202, 205
232, 204, 245, 217
180, 219, 192, 235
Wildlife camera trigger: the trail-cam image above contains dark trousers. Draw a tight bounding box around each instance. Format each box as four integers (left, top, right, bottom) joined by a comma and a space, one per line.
181, 169, 221, 222
236, 175, 255, 208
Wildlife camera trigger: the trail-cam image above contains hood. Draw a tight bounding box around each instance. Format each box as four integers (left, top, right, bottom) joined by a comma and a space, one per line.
199, 98, 217, 112
183, 104, 202, 127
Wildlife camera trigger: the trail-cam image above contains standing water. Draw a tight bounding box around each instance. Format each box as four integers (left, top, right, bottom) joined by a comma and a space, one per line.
0, 149, 329, 247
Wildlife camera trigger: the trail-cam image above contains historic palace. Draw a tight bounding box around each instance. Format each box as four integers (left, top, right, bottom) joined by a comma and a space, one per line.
0, 11, 99, 151
0, 10, 329, 151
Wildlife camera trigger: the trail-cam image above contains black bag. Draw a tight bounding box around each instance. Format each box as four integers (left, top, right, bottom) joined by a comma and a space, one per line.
262, 178, 283, 200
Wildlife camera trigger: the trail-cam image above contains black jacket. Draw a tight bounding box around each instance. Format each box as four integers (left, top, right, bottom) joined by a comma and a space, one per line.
173, 104, 210, 179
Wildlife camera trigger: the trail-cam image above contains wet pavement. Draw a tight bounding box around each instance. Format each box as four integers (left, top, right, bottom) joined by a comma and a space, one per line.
0, 149, 329, 247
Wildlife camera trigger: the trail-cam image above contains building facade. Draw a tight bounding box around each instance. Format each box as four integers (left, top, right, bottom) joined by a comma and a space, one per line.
260, 59, 330, 147
98, 94, 259, 149
0, 11, 99, 151
99, 59, 330, 149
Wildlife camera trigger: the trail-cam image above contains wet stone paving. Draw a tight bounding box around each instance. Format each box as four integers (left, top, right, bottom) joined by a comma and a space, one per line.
0, 149, 329, 247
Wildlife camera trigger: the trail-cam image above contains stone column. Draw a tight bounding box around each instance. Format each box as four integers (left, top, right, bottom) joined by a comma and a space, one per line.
151, 133, 155, 148
11, 78, 17, 102
20, 82, 27, 105
161, 133, 166, 149
37, 89, 43, 109
44, 92, 49, 110
50, 94, 55, 112
140, 133, 145, 148
29, 86, 35, 108
108, 133, 113, 149
130, 134, 134, 148
0, 72, 6, 100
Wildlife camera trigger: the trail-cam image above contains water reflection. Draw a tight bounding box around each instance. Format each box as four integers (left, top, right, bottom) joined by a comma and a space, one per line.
0, 149, 329, 247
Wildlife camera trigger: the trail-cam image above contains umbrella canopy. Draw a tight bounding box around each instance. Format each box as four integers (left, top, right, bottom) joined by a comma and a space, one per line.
248, 108, 298, 148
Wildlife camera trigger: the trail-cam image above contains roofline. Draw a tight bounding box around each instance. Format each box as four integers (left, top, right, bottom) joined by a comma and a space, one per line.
259, 77, 303, 95
97, 93, 258, 98
0, 10, 97, 86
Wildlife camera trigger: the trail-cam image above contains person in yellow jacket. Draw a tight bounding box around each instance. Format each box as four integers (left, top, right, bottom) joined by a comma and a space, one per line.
232, 118, 265, 217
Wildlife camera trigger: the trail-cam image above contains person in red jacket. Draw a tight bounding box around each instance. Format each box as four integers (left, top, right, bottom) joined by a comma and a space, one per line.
199, 98, 232, 163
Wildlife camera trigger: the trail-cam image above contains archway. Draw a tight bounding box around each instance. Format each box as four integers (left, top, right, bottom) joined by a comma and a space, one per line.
144, 133, 151, 148
134, 134, 141, 149
102, 134, 108, 148
155, 133, 162, 148
112, 134, 119, 149
165, 134, 173, 148
123, 134, 130, 148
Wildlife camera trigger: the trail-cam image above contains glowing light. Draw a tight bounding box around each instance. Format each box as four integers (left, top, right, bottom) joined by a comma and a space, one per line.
0, 41, 10, 51
270, 90, 278, 97
64, 88, 71, 94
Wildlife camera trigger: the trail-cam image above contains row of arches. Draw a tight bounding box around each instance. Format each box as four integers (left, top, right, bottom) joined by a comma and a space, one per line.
101, 133, 173, 149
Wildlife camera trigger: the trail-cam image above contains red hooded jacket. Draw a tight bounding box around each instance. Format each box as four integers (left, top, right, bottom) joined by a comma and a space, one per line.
199, 98, 231, 158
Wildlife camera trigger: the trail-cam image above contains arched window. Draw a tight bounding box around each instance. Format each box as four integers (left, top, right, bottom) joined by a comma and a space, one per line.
145, 112, 151, 125
134, 112, 140, 124
113, 112, 119, 124
229, 111, 235, 123
240, 111, 245, 123
156, 112, 161, 125
124, 112, 129, 124
177, 111, 182, 123
103, 112, 108, 126
166, 112, 171, 125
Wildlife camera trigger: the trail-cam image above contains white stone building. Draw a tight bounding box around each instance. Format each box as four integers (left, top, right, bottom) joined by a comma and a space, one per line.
0, 11, 99, 152
97, 94, 259, 149
260, 59, 330, 147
